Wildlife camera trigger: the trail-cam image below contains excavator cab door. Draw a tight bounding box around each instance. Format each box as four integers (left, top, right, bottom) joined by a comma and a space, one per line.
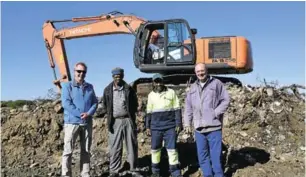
166, 20, 196, 65
133, 19, 196, 73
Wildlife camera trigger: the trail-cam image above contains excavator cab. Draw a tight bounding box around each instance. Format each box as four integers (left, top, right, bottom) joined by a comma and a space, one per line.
133, 19, 197, 75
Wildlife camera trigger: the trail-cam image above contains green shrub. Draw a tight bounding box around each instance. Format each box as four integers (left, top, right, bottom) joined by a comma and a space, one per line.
1, 100, 34, 109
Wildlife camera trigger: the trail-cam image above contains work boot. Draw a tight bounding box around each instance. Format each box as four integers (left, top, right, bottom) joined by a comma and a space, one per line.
109, 172, 119, 177
131, 171, 143, 177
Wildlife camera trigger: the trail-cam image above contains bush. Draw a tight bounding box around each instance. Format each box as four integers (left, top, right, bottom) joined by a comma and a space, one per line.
1, 88, 60, 109
1, 100, 34, 109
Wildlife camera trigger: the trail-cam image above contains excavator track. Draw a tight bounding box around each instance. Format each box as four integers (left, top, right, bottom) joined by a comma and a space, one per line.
130, 74, 242, 98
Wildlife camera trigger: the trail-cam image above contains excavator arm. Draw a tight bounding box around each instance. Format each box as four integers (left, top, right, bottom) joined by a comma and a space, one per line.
42, 11, 150, 90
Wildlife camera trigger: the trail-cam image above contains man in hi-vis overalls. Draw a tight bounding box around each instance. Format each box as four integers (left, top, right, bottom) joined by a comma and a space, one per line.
145, 73, 183, 177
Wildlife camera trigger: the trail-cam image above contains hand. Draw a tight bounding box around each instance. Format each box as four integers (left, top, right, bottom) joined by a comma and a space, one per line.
146, 128, 151, 136
175, 126, 182, 134
81, 112, 89, 119
185, 126, 192, 134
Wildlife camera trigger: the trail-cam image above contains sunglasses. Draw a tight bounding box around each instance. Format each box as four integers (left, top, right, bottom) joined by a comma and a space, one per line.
75, 70, 87, 74
113, 75, 122, 79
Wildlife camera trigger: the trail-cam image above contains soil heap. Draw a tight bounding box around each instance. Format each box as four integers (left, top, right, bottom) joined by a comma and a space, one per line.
1, 83, 305, 177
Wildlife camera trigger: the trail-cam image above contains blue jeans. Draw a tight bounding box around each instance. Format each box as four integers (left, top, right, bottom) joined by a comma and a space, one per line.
195, 130, 223, 177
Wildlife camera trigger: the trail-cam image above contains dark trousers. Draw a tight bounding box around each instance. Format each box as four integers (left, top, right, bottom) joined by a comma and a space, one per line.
151, 128, 181, 177
195, 130, 223, 177
108, 118, 138, 173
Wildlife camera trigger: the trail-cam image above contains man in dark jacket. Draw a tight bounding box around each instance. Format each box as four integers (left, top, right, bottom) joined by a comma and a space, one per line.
101, 67, 141, 177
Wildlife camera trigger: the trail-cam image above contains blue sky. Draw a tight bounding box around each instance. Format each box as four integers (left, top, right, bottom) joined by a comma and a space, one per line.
1, 1, 305, 101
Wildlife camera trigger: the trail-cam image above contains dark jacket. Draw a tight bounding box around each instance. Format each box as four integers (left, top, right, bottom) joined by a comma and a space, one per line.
101, 81, 138, 133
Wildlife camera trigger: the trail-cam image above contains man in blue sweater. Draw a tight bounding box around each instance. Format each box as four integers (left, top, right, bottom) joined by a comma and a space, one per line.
61, 62, 98, 177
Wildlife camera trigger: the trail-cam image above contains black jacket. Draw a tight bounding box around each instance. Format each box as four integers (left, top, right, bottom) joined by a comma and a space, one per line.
101, 81, 138, 133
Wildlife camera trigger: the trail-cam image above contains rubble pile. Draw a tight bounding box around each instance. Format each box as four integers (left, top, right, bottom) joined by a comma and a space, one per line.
1, 83, 305, 177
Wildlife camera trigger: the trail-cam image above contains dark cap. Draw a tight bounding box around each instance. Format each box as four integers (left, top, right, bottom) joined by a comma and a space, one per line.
152, 73, 163, 81
112, 67, 124, 75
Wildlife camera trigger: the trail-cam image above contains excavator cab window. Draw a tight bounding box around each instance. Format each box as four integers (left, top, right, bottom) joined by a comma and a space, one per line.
139, 23, 166, 65
134, 19, 196, 73
147, 27, 166, 64
166, 22, 194, 64
133, 23, 164, 66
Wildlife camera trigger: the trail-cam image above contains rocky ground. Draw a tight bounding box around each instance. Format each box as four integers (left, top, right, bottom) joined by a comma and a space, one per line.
1, 82, 305, 177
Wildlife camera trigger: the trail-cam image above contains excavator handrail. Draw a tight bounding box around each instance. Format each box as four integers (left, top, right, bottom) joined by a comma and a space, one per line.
46, 11, 128, 23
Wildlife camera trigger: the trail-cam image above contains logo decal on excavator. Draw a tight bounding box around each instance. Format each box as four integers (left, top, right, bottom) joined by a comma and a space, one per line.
69, 27, 91, 35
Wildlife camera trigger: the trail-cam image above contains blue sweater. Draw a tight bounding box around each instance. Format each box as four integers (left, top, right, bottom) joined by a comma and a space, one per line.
61, 80, 98, 124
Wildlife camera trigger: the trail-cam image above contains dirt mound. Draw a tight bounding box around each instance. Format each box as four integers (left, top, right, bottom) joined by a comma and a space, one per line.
1, 83, 305, 177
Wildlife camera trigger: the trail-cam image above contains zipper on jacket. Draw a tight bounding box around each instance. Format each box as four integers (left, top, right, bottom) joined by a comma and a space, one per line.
82, 85, 85, 125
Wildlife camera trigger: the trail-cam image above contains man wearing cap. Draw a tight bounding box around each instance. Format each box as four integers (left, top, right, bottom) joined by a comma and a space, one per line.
100, 67, 141, 177
145, 74, 183, 177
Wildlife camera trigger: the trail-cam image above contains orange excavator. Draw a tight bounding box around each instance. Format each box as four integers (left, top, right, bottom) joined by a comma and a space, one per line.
42, 11, 253, 95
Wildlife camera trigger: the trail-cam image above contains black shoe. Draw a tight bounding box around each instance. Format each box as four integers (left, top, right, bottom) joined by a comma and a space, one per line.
131, 171, 143, 177
109, 173, 119, 177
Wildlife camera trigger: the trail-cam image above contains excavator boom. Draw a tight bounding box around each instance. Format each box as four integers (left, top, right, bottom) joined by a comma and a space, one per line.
43, 11, 149, 90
